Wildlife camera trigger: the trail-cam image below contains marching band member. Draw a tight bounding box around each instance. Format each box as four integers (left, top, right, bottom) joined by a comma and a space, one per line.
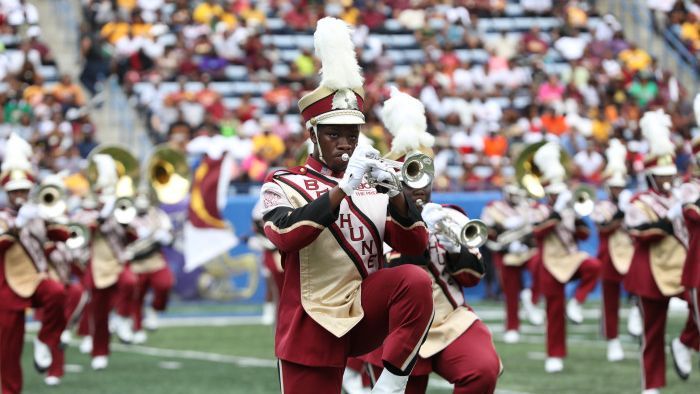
530, 142, 601, 373
261, 18, 432, 393
250, 197, 283, 325
623, 109, 698, 393
76, 154, 137, 370
589, 139, 639, 362
481, 183, 543, 344
127, 192, 175, 344
360, 88, 500, 394
0, 134, 69, 393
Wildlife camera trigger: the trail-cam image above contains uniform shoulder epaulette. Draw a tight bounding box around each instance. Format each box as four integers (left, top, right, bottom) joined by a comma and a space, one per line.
265, 168, 300, 183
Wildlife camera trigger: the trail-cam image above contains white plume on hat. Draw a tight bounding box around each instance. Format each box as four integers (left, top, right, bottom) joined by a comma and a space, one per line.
640, 109, 674, 158
604, 138, 627, 187
534, 142, 566, 184
382, 86, 434, 156
694, 93, 700, 127
314, 17, 363, 91
1, 133, 33, 173
92, 154, 119, 191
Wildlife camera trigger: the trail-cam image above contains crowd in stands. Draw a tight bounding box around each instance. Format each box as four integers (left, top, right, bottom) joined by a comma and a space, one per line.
77, 0, 699, 192
0, 0, 98, 181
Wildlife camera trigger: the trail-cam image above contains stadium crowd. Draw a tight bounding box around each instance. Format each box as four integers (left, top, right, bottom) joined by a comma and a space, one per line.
0, 0, 98, 183
655, 0, 700, 57
74, 0, 699, 192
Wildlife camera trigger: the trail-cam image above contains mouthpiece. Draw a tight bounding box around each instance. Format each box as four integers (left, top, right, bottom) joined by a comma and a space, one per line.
341, 153, 350, 162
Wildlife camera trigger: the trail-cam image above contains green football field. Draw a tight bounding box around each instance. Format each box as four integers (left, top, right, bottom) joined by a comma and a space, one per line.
21, 302, 698, 394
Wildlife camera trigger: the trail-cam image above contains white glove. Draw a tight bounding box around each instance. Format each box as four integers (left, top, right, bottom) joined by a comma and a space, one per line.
667, 202, 683, 221
15, 204, 39, 227
99, 196, 117, 219
338, 146, 379, 195
503, 216, 524, 230
553, 190, 572, 214
436, 234, 460, 254
421, 202, 447, 230
508, 241, 528, 254
369, 164, 400, 197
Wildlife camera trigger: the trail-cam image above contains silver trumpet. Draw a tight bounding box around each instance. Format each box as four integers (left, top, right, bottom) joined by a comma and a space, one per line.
341, 152, 434, 191
66, 223, 90, 250
113, 197, 137, 225
36, 184, 67, 220
417, 200, 489, 249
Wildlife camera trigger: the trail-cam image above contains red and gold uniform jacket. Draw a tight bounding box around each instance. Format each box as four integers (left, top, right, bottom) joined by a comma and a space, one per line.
261, 156, 428, 367
481, 200, 537, 266
0, 209, 69, 311
72, 208, 135, 289
679, 180, 700, 288
532, 204, 591, 284
624, 190, 688, 299
128, 207, 172, 275
590, 200, 633, 281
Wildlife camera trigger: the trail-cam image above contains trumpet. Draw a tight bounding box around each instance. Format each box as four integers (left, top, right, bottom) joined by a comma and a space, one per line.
341, 152, 434, 191
66, 223, 90, 250
486, 225, 533, 251
113, 197, 137, 225
417, 200, 489, 249
36, 184, 67, 220
572, 184, 596, 217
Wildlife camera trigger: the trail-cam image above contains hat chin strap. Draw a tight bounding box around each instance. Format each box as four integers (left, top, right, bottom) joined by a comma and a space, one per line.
313, 126, 328, 166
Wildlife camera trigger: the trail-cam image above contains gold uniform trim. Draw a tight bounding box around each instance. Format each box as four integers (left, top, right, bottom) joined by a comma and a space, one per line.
5, 243, 43, 298
91, 235, 123, 289
542, 236, 587, 283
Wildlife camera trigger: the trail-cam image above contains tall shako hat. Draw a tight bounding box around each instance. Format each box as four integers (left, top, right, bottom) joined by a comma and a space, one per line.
381, 86, 435, 161
298, 17, 365, 165
0, 133, 36, 192
640, 109, 677, 176
533, 142, 567, 194
603, 138, 628, 187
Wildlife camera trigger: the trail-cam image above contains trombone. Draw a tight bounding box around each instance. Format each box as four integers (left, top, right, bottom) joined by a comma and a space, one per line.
342, 151, 434, 192
417, 200, 488, 249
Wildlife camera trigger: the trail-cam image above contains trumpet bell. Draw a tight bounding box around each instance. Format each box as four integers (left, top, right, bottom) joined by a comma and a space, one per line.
87, 145, 141, 197
573, 184, 597, 217
461, 219, 489, 249
66, 223, 90, 250
148, 145, 191, 204
114, 197, 137, 224
402, 153, 434, 190
37, 184, 67, 219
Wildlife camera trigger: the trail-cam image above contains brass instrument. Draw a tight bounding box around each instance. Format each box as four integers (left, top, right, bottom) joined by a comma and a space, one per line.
36, 184, 67, 220
147, 145, 191, 204
514, 142, 572, 199
87, 144, 141, 198
572, 184, 596, 217
418, 200, 488, 248
66, 223, 90, 250
486, 225, 533, 251
342, 151, 434, 191
114, 196, 137, 225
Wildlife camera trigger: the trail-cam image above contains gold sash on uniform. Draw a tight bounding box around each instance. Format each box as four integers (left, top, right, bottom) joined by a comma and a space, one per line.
130, 253, 166, 274
650, 236, 685, 296
542, 236, 587, 283
503, 250, 536, 267
4, 241, 44, 298
277, 182, 365, 338
609, 229, 633, 275
91, 235, 123, 289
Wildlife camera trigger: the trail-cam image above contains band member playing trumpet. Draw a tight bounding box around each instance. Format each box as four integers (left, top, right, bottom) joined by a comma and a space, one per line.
260, 18, 432, 393
127, 192, 175, 344
0, 134, 69, 393
623, 110, 699, 393
481, 183, 543, 344
529, 142, 601, 373
589, 139, 640, 362
359, 88, 500, 394
75, 153, 138, 370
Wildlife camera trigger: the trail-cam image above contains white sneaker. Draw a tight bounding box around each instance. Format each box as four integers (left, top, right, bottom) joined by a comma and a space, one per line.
670, 337, 692, 380
79, 336, 93, 354
371, 369, 408, 393
115, 315, 134, 344
642, 389, 660, 394
607, 338, 625, 362
566, 299, 584, 324
33, 337, 52, 372
60, 330, 72, 347
44, 376, 61, 386
520, 289, 544, 326
342, 367, 368, 394
143, 307, 159, 332
544, 357, 564, 373
261, 302, 275, 326
503, 330, 520, 344
91, 356, 109, 370
627, 305, 643, 337
132, 330, 147, 345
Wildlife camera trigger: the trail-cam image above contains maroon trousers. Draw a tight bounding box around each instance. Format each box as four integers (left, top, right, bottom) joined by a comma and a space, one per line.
132, 267, 174, 331
87, 266, 136, 357
279, 265, 434, 393
0, 279, 66, 394
47, 282, 86, 378
601, 279, 622, 340
639, 295, 700, 390
541, 258, 601, 357
367, 321, 500, 394
494, 253, 539, 331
